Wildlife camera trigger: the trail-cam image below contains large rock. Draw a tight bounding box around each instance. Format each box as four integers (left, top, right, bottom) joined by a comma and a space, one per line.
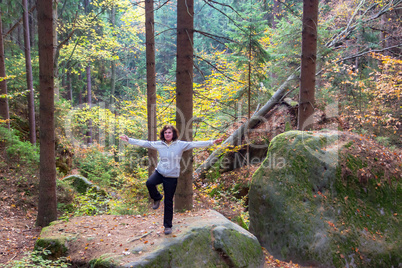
35, 209, 264, 267
63, 174, 103, 194
249, 130, 401, 267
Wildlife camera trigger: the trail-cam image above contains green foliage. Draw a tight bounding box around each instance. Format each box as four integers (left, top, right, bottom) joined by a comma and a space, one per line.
71, 189, 111, 216
57, 143, 150, 218
57, 0, 145, 103
0, 126, 39, 172
107, 168, 150, 215
73, 145, 122, 187
4, 249, 69, 268
3, 52, 39, 96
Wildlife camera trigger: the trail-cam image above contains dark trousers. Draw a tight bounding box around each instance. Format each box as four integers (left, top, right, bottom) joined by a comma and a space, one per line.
146, 170, 178, 228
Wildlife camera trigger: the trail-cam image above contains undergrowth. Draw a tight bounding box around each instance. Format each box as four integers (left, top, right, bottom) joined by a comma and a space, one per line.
0, 126, 39, 174
4, 249, 69, 268
58, 144, 151, 219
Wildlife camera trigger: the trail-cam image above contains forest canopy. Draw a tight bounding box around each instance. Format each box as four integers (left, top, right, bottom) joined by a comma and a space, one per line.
0, 0, 400, 148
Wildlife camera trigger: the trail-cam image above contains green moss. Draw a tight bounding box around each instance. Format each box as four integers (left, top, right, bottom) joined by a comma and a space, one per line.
331, 152, 401, 267
249, 131, 401, 267
88, 254, 120, 268
34, 237, 68, 259
212, 227, 263, 267
168, 229, 223, 267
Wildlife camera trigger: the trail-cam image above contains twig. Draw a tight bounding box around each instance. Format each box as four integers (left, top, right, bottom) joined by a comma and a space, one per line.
128, 230, 153, 242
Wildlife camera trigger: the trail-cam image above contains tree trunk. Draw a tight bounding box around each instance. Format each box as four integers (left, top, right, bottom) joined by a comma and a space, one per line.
29, 0, 35, 48
36, 0, 57, 227
109, 6, 117, 158
145, 0, 157, 175
23, 0, 36, 144
0, 11, 9, 128
67, 70, 72, 101
297, 0, 318, 131
175, 0, 194, 211
272, 0, 281, 28
53, 0, 59, 101
86, 65, 92, 145
17, 23, 23, 51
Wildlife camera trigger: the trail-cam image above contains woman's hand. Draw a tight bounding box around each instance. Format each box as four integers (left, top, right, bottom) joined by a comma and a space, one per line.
213, 138, 223, 144
119, 134, 129, 142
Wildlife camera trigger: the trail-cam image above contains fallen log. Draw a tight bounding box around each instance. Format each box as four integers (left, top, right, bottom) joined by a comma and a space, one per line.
194, 71, 299, 178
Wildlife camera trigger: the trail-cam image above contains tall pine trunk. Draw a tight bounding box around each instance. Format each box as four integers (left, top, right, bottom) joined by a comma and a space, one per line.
86, 65, 92, 145
145, 0, 157, 175
175, 0, 194, 211
0, 11, 9, 128
23, 0, 36, 144
109, 6, 117, 158
298, 0, 318, 131
36, 0, 57, 227
29, 0, 35, 48
67, 70, 72, 101
53, 0, 59, 101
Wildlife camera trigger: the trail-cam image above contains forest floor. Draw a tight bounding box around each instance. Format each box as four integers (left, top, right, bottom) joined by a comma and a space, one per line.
0, 167, 303, 268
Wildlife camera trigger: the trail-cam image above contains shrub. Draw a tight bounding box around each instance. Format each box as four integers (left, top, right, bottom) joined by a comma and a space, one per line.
73, 144, 123, 188
0, 126, 39, 172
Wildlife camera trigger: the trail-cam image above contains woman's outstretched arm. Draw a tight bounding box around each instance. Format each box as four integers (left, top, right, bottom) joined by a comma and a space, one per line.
119, 134, 156, 148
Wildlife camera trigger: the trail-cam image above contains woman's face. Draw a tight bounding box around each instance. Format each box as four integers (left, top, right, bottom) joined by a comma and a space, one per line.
164, 128, 173, 142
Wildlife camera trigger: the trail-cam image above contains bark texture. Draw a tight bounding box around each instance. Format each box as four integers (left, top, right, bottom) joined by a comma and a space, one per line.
86, 65, 92, 144
145, 0, 157, 175
175, 0, 194, 211
36, 0, 57, 227
0, 11, 10, 128
23, 0, 36, 144
298, 0, 319, 131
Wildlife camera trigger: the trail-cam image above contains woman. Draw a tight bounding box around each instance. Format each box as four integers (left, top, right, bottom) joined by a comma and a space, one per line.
120, 125, 222, 235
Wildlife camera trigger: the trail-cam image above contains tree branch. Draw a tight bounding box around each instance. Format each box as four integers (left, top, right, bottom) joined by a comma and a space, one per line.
326, 0, 402, 48
193, 29, 233, 46
4, 5, 36, 37
318, 43, 402, 76
194, 55, 245, 84
195, 70, 300, 177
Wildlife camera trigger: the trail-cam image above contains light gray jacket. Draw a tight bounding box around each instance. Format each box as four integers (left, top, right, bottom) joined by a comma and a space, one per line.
128, 138, 213, 178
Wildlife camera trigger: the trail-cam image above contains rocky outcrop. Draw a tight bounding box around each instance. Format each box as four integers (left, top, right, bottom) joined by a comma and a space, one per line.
249, 130, 401, 268
35, 210, 264, 267
63, 174, 103, 194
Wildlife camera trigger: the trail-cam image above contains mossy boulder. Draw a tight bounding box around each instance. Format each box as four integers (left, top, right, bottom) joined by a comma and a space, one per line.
249, 130, 401, 267
63, 174, 104, 194
35, 222, 76, 259
127, 221, 263, 268
35, 210, 264, 267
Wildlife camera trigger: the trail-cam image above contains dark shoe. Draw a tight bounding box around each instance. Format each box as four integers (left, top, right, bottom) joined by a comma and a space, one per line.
152, 200, 160, 210
164, 227, 172, 235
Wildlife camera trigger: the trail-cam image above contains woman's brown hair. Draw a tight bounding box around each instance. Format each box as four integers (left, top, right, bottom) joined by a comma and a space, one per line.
159, 125, 179, 142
